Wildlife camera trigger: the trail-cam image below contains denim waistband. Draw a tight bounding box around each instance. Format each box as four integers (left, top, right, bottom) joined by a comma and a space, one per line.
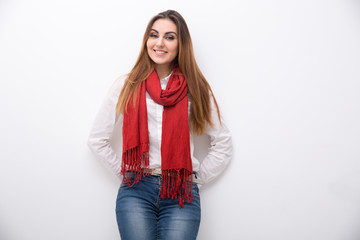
124, 170, 200, 184
147, 168, 197, 177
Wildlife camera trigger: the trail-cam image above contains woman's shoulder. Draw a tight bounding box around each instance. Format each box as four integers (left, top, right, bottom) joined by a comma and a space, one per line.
107, 74, 129, 93
102, 74, 129, 99
112, 74, 129, 88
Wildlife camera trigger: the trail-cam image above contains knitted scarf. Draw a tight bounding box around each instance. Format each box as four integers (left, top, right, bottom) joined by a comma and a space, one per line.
121, 66, 193, 207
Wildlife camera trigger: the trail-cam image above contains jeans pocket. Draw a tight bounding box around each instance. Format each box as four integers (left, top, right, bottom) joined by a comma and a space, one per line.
120, 173, 137, 190
120, 181, 135, 189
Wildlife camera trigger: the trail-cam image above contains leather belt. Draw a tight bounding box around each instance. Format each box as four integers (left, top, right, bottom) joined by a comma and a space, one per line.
147, 168, 200, 184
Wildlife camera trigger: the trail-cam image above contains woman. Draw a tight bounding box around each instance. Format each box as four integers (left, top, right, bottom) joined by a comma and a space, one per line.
88, 10, 232, 240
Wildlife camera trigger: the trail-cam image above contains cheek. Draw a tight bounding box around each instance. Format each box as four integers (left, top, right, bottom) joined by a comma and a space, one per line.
146, 40, 153, 55
147, 38, 156, 49
170, 42, 179, 55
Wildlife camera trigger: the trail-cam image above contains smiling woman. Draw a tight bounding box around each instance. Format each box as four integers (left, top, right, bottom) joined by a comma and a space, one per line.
88, 9, 232, 240
146, 19, 179, 77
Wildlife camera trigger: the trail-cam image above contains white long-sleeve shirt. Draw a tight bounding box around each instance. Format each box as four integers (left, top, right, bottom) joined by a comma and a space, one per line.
87, 74, 232, 185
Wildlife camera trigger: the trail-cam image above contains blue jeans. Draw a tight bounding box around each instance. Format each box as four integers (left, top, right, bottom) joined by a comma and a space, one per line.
115, 173, 201, 240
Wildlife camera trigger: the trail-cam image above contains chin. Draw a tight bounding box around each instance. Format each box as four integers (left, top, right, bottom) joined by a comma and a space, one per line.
152, 59, 171, 66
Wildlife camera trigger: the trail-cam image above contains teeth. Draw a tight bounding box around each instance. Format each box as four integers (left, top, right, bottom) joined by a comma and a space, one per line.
155, 50, 166, 53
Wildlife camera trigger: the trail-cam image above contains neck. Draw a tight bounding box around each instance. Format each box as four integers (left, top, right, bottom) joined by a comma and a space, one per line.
154, 63, 173, 79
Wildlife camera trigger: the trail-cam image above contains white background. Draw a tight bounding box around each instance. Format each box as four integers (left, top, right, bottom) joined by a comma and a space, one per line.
1, 0, 360, 239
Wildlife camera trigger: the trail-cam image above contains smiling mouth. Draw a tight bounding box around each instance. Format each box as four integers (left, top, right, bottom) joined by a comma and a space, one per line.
154, 49, 167, 56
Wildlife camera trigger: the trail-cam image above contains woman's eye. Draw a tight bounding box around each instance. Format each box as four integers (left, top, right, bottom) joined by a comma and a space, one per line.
166, 36, 175, 40
150, 33, 158, 38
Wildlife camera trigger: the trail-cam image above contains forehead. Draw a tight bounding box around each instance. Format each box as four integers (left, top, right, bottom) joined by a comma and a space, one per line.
151, 18, 177, 33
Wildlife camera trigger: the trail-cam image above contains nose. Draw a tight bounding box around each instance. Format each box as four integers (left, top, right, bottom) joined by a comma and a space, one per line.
155, 36, 165, 47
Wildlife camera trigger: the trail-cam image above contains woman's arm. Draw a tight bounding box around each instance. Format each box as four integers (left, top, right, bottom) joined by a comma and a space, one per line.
197, 97, 233, 185
87, 75, 127, 179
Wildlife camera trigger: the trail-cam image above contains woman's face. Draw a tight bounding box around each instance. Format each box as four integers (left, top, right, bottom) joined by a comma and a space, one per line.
146, 18, 179, 70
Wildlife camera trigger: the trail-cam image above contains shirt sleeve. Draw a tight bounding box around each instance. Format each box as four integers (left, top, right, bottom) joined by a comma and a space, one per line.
87, 75, 127, 179
196, 96, 233, 185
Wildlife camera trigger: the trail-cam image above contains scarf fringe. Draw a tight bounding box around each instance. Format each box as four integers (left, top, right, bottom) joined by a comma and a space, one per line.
121, 143, 149, 186
160, 168, 193, 208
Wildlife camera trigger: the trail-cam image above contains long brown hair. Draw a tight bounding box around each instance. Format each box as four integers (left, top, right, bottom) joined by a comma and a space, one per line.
116, 10, 221, 135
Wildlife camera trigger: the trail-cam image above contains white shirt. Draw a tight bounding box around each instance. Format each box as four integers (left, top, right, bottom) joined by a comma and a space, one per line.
87, 74, 232, 185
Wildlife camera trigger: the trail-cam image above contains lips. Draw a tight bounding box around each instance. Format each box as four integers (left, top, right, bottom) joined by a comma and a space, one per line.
154, 49, 167, 56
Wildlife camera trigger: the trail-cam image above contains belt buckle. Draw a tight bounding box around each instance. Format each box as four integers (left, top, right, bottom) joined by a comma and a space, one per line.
150, 168, 161, 176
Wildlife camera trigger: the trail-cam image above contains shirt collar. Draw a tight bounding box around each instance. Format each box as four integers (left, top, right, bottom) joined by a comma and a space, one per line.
160, 72, 172, 86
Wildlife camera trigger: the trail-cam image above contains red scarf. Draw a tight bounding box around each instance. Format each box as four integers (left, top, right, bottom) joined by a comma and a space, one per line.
121, 66, 193, 207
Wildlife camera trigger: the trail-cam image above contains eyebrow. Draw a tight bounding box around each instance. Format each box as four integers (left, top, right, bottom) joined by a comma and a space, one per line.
150, 29, 177, 35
